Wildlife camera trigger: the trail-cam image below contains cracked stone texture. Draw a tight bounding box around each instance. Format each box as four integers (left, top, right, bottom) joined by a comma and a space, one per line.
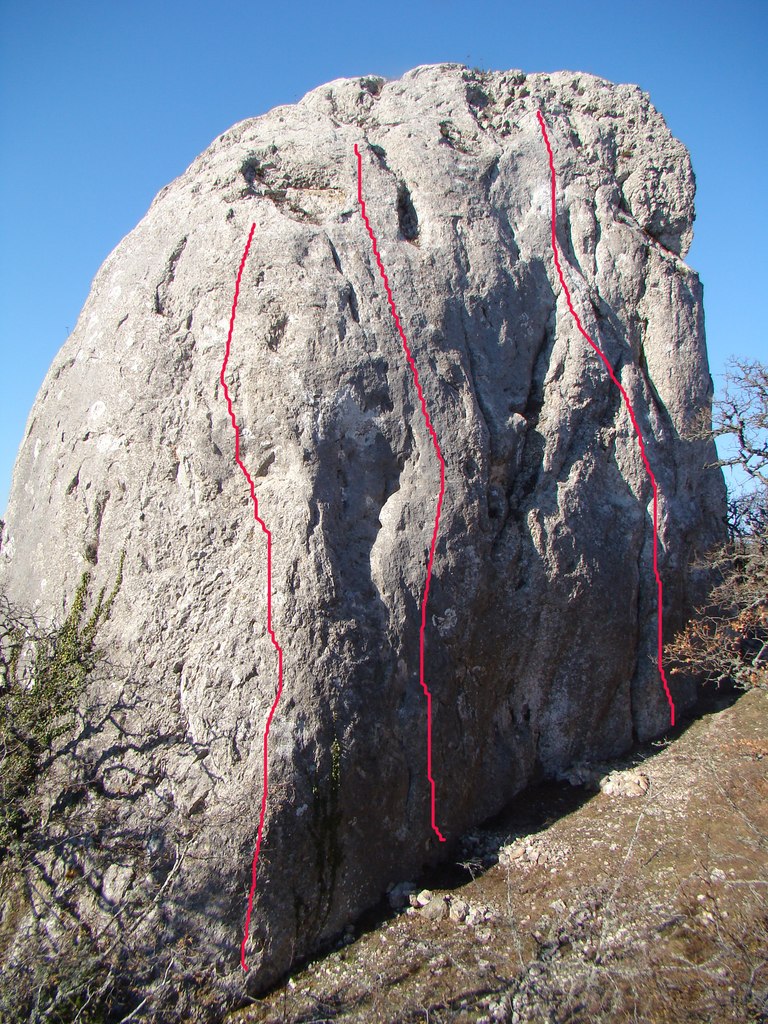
0, 64, 726, 992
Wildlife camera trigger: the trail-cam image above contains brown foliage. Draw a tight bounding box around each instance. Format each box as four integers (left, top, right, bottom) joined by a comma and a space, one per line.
668, 358, 768, 690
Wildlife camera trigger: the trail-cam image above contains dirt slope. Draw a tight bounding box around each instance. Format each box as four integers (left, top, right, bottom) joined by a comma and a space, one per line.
229, 688, 767, 1024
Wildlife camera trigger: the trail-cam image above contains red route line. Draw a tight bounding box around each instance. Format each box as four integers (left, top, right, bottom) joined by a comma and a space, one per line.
536, 111, 675, 727
220, 222, 286, 971
354, 143, 447, 842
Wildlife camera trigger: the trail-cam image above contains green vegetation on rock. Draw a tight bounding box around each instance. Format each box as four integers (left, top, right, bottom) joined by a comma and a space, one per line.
0, 552, 124, 856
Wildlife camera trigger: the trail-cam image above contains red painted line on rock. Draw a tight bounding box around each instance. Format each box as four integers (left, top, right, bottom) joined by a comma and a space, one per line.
536, 111, 675, 727
354, 143, 447, 842
220, 223, 286, 971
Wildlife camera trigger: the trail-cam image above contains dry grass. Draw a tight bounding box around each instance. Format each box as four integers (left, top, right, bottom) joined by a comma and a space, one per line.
229, 689, 768, 1024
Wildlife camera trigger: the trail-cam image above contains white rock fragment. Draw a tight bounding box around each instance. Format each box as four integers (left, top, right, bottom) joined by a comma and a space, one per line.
600, 769, 650, 798
413, 889, 433, 908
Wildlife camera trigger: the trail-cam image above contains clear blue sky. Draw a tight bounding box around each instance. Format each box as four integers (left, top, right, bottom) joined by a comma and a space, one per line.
1, 0, 765, 515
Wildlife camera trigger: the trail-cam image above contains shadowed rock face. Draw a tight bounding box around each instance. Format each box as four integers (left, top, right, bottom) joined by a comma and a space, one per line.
0, 65, 725, 991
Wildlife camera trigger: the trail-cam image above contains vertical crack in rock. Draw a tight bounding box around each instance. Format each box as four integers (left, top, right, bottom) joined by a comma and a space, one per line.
344, 283, 360, 323
154, 236, 188, 315
84, 489, 110, 565
396, 181, 419, 242
328, 238, 343, 273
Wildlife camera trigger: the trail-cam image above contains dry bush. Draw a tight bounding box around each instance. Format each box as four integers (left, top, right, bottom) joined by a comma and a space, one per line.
0, 560, 237, 1023
668, 358, 768, 691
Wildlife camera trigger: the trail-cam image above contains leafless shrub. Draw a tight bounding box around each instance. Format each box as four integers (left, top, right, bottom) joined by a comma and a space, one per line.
0, 567, 238, 1023
668, 358, 768, 692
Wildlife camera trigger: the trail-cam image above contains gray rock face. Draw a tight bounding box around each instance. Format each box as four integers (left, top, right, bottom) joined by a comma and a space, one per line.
0, 64, 725, 992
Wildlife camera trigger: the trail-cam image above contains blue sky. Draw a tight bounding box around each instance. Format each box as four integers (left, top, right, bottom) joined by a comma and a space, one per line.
1, 0, 765, 515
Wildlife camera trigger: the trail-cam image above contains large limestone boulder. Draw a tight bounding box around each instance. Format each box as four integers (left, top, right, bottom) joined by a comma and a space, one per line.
0, 64, 725, 994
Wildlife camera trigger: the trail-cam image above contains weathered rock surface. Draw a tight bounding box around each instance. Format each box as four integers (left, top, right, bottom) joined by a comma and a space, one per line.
0, 64, 725, 994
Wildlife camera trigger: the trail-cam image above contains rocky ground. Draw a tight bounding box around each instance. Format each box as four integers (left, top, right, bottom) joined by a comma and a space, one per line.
227, 687, 767, 1024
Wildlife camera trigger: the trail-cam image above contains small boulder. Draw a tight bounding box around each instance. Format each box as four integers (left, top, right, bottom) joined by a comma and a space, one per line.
449, 897, 469, 923
387, 881, 417, 910
412, 889, 433, 908
421, 895, 449, 921
600, 769, 650, 798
